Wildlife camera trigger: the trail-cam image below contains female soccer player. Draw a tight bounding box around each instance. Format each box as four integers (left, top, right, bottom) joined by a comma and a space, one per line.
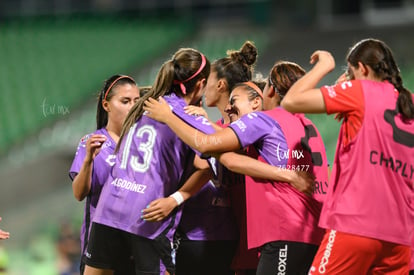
177, 40, 260, 275
143, 43, 315, 275
83, 48, 217, 275
282, 38, 414, 274
69, 74, 140, 274
263, 61, 329, 204
144, 78, 327, 274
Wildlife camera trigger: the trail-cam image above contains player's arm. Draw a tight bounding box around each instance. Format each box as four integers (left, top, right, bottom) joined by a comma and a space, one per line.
218, 152, 314, 195
72, 134, 106, 201
282, 50, 335, 113
141, 155, 213, 222
144, 97, 240, 154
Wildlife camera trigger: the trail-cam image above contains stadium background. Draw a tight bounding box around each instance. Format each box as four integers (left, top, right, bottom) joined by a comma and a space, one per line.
0, 0, 413, 273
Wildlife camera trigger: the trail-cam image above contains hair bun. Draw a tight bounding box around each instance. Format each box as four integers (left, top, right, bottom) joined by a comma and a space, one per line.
228, 40, 258, 67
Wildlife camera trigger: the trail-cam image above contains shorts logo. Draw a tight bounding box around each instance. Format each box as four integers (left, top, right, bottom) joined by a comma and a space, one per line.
85, 252, 92, 259
318, 229, 336, 274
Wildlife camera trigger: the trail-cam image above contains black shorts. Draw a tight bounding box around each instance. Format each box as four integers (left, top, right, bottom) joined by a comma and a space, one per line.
176, 239, 237, 275
80, 255, 135, 275
84, 222, 175, 274
256, 240, 318, 275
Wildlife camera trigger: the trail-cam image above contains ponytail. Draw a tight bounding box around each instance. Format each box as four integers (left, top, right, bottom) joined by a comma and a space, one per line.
116, 48, 210, 152
117, 61, 175, 152
347, 38, 414, 120
396, 86, 414, 120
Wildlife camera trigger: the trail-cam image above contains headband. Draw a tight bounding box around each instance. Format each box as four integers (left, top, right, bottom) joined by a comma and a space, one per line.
173, 54, 206, 95
103, 75, 135, 101
243, 81, 263, 99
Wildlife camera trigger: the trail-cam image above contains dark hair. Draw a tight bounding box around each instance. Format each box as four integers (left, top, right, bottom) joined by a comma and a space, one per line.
96, 74, 137, 129
117, 48, 210, 151
213, 40, 258, 95
268, 61, 306, 104
252, 73, 267, 92
347, 38, 414, 120
138, 86, 152, 98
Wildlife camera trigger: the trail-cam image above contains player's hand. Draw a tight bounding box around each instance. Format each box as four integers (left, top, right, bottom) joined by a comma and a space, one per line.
141, 197, 178, 222
290, 171, 315, 196
310, 50, 335, 74
85, 134, 106, 163
184, 105, 208, 118
143, 97, 173, 123
335, 72, 348, 84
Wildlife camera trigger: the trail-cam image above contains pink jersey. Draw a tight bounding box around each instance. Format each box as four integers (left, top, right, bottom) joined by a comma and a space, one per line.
320, 80, 414, 246
230, 108, 327, 249
294, 113, 330, 204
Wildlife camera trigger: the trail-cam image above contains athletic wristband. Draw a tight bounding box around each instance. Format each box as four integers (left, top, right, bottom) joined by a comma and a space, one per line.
169, 191, 184, 206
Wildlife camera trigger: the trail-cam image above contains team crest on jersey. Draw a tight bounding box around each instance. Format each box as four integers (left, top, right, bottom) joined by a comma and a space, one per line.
101, 139, 112, 149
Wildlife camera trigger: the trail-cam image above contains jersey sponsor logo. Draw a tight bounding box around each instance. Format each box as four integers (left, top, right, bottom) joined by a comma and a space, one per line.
277, 244, 288, 275
325, 86, 336, 98
318, 229, 336, 274
110, 178, 147, 194
232, 120, 247, 132
314, 180, 328, 194
370, 150, 414, 180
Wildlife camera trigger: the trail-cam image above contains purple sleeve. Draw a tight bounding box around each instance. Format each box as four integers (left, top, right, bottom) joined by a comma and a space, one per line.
172, 102, 216, 158
228, 112, 272, 148
68, 134, 90, 181
173, 107, 215, 135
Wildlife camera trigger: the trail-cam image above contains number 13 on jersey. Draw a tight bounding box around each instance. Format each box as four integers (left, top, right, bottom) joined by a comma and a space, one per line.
120, 124, 157, 173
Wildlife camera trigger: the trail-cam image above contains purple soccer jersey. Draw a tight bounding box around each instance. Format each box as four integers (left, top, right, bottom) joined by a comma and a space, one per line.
69, 128, 116, 253
229, 111, 289, 167
178, 177, 238, 241
92, 93, 215, 241
178, 117, 239, 241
